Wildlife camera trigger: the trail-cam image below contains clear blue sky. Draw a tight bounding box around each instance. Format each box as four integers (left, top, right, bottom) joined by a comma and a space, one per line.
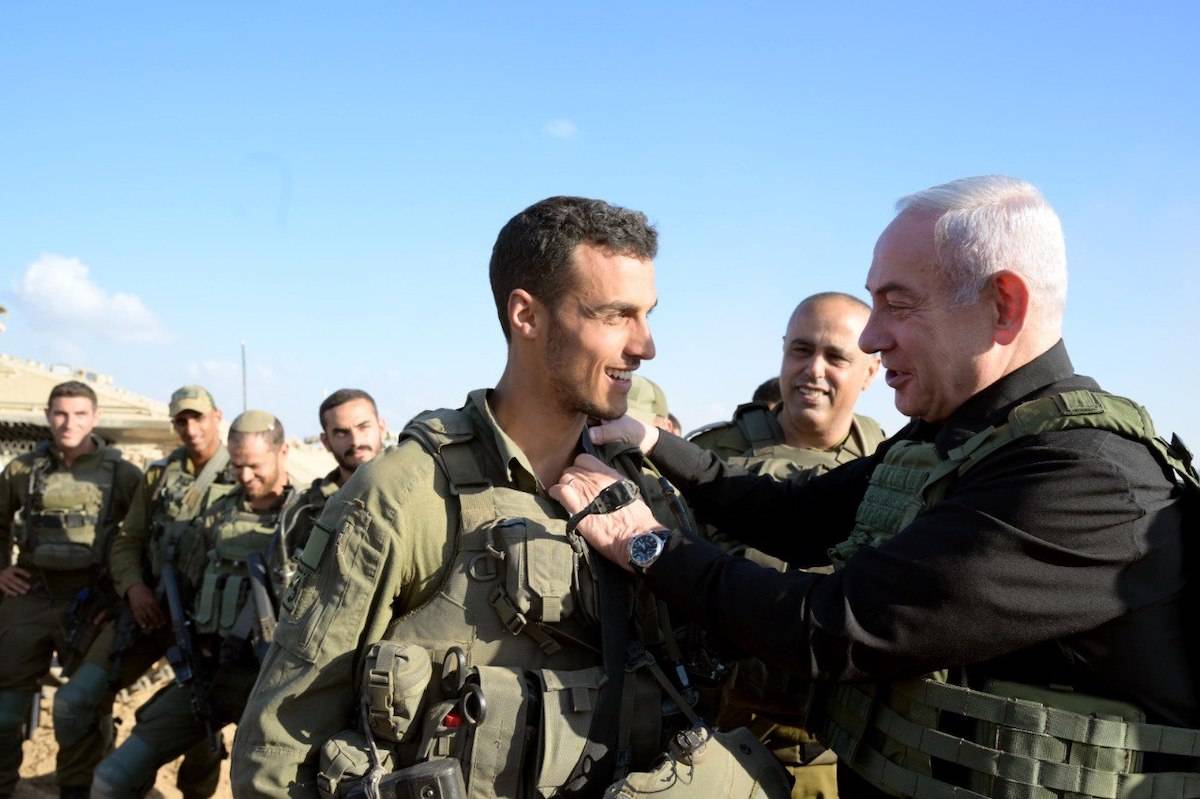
2, 2, 1197, 446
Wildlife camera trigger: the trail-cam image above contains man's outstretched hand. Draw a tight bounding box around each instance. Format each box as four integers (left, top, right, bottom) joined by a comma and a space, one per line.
550, 454, 664, 573
586, 415, 660, 454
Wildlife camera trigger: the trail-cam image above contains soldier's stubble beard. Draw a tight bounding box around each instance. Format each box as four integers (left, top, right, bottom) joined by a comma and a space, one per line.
544, 315, 626, 423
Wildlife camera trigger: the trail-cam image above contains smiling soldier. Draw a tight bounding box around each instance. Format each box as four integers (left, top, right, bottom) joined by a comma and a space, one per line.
232, 197, 787, 798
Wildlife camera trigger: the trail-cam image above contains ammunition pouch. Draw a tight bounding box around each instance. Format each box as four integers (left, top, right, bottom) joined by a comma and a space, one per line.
605, 726, 792, 799
318, 730, 397, 799
22, 511, 101, 571
364, 642, 434, 744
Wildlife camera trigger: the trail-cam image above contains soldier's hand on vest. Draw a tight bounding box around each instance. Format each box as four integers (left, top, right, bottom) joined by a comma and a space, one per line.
588, 415, 660, 455
550, 454, 663, 572
126, 582, 167, 629
0, 565, 32, 597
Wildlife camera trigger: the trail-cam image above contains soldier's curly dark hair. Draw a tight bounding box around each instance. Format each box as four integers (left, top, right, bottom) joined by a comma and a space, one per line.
489, 196, 658, 340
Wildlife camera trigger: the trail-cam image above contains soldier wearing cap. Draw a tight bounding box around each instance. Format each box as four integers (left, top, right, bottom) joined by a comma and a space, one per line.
103, 385, 235, 798
0, 381, 142, 799
93, 410, 299, 798
626, 374, 677, 435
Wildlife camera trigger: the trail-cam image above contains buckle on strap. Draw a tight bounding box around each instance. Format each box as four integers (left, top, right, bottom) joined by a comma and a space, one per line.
489, 586, 527, 635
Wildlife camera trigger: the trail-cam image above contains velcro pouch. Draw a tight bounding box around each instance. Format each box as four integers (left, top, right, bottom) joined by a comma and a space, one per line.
193, 570, 222, 630
316, 729, 394, 799
535, 666, 606, 794
219, 574, 246, 633
463, 665, 531, 799
490, 519, 575, 623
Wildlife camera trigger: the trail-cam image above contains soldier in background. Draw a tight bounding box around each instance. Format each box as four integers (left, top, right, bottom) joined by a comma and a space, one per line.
689, 293, 884, 798
0, 381, 142, 799
93, 411, 297, 798
751, 377, 782, 411
105, 385, 235, 798
287, 389, 387, 550
691, 292, 883, 482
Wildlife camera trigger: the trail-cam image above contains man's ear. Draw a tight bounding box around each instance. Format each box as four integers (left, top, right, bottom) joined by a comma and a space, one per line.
990, 270, 1029, 346
319, 431, 331, 453
508, 289, 543, 340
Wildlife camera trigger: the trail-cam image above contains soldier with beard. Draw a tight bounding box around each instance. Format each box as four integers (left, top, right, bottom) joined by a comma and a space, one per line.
93, 411, 299, 798
231, 196, 789, 798
282, 390, 388, 556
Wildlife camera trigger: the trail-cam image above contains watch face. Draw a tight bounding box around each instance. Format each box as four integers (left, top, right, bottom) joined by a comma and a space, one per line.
630, 533, 663, 566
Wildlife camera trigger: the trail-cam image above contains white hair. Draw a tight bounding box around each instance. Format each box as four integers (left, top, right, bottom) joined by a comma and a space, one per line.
896, 176, 1068, 327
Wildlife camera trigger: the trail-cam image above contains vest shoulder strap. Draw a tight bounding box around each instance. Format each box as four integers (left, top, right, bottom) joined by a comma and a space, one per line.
950, 389, 1199, 490
401, 408, 497, 535
732, 402, 784, 452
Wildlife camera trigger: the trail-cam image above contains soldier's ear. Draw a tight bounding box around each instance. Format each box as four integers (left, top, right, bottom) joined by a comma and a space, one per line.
508, 289, 543, 341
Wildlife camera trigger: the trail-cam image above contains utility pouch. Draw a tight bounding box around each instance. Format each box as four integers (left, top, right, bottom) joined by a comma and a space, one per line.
193, 571, 222, 630
605, 726, 792, 799
460, 665, 533, 799
488, 519, 576, 625
28, 541, 95, 571
364, 641, 434, 744
533, 666, 606, 795
219, 573, 247, 634
317, 730, 395, 799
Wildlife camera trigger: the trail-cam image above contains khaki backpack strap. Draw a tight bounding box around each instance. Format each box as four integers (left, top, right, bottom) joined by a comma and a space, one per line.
733, 402, 784, 454
178, 447, 231, 522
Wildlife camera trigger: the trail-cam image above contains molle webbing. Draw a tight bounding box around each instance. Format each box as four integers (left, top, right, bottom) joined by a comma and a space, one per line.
831, 390, 1197, 568
821, 681, 1200, 799
734, 403, 785, 454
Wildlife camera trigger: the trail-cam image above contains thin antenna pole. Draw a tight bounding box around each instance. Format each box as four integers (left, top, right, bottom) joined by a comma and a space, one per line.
240, 341, 248, 411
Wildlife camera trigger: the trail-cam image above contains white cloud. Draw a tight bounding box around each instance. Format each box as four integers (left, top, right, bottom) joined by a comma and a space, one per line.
544, 118, 579, 139
14, 253, 168, 344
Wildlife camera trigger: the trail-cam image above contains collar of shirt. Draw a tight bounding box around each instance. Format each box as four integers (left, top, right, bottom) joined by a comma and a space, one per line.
466, 388, 545, 493
932, 339, 1078, 453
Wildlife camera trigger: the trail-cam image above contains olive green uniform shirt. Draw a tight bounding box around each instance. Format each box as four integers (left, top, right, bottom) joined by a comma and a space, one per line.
231, 391, 509, 795
109, 445, 235, 598
690, 403, 885, 482
0, 437, 142, 578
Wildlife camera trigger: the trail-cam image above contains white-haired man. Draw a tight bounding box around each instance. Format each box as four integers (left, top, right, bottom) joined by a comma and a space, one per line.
552, 176, 1199, 797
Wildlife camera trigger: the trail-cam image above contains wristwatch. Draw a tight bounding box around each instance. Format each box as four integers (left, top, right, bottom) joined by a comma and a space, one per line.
627, 529, 669, 574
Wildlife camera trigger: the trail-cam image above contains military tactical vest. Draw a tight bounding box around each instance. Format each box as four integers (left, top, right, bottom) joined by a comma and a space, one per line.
693, 402, 885, 481
148, 447, 234, 578
312, 410, 689, 799
20, 441, 122, 571
189, 491, 287, 638
815, 390, 1200, 798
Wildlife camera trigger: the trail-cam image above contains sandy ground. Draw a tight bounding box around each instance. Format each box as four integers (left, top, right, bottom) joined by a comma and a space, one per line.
14, 666, 233, 799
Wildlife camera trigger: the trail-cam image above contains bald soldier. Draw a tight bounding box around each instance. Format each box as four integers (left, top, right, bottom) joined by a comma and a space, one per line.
690, 294, 884, 798
93, 411, 300, 798
691, 292, 883, 482
0, 381, 142, 799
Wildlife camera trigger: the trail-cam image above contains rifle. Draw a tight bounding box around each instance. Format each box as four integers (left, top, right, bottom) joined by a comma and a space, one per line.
24, 688, 41, 740
161, 539, 225, 757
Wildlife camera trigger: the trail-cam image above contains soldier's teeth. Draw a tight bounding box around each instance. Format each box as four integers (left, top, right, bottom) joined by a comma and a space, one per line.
608, 369, 633, 381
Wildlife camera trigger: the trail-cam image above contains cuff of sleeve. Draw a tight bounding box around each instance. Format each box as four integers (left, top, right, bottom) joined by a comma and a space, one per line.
644, 530, 726, 619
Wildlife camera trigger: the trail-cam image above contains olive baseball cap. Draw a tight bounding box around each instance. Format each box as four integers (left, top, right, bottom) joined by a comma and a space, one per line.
169, 385, 217, 418
626, 375, 669, 423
